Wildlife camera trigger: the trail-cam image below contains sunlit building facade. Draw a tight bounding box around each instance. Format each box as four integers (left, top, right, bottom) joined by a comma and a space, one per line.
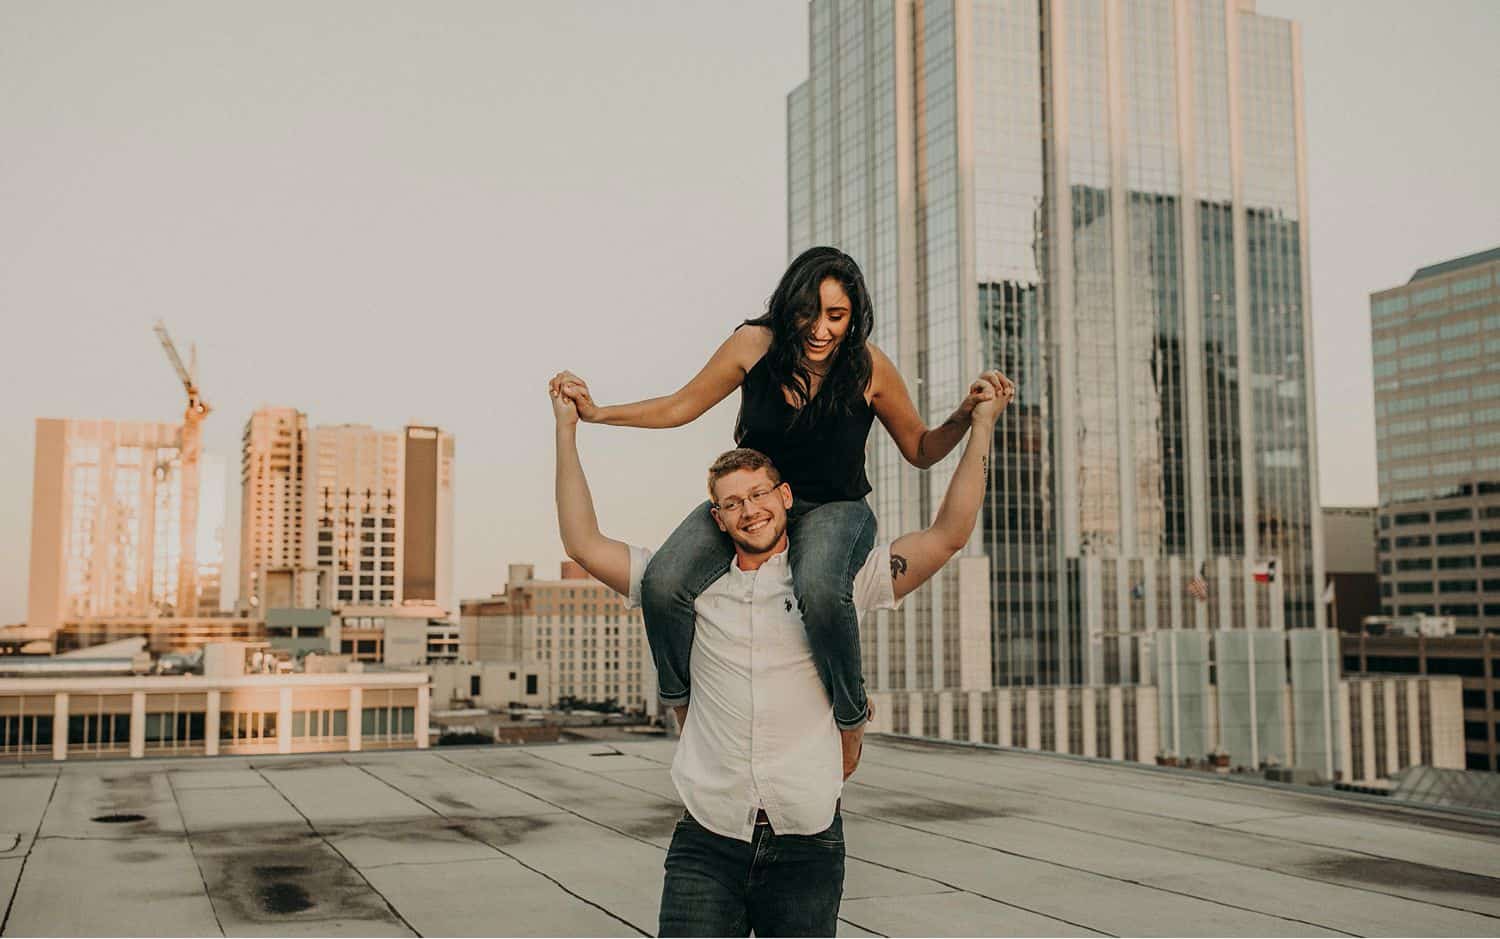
308, 424, 455, 612
788, 0, 1323, 696
239, 407, 313, 611
28, 419, 209, 628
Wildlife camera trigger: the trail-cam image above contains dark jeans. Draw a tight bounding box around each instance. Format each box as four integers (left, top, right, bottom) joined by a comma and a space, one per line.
641, 498, 876, 729
658, 812, 845, 937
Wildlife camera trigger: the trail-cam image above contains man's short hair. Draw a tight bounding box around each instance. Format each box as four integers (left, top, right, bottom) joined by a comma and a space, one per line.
707, 448, 782, 501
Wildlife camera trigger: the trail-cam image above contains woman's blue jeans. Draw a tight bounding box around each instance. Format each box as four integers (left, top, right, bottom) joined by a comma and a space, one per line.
641, 498, 875, 730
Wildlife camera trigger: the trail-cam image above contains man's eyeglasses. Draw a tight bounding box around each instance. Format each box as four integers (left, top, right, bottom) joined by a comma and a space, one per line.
713, 487, 781, 515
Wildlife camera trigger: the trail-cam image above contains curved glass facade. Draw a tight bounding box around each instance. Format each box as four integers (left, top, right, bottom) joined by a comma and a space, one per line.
789, 0, 1322, 694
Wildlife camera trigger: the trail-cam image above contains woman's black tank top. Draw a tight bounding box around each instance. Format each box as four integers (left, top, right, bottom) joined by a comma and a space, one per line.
734, 354, 875, 504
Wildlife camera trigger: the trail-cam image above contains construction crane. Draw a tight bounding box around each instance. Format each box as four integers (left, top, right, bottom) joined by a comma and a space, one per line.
153, 319, 211, 617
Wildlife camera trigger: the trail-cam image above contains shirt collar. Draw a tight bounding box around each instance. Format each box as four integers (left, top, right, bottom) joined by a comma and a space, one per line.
732, 545, 790, 574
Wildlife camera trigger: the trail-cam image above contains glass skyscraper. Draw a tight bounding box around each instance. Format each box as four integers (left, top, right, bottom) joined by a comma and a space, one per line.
788, 0, 1324, 695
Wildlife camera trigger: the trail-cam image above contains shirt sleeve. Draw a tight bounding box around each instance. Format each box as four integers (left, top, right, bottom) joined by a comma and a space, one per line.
852, 542, 901, 615
623, 545, 654, 610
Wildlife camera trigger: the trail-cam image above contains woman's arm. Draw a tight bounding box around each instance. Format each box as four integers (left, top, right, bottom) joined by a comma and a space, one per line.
869, 344, 1011, 469
551, 327, 770, 429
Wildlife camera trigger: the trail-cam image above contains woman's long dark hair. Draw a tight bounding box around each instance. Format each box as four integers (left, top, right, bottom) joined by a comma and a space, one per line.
741, 246, 874, 430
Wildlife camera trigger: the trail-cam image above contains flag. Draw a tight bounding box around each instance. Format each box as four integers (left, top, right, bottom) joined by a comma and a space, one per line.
1186, 562, 1208, 602
1321, 578, 1336, 605
1253, 559, 1277, 584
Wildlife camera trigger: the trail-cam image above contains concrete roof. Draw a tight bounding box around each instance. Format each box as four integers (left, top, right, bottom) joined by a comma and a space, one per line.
2, 737, 1498, 937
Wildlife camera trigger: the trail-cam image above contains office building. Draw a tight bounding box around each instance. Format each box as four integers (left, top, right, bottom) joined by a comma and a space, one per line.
460, 562, 655, 714
1323, 506, 1379, 630
308, 423, 455, 612
28, 419, 217, 629
1342, 630, 1499, 772
0, 641, 428, 762
787, 0, 1324, 737
239, 415, 455, 615
1370, 246, 1500, 632
239, 407, 314, 611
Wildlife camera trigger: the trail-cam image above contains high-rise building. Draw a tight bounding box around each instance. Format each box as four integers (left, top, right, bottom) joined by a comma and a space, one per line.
308, 423, 454, 612
241, 415, 455, 616
1369, 246, 1500, 633
239, 407, 313, 611
28, 419, 213, 628
787, 0, 1323, 698
308, 423, 405, 608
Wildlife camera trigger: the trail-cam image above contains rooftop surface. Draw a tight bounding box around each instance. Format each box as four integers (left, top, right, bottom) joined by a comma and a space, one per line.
2, 738, 1498, 937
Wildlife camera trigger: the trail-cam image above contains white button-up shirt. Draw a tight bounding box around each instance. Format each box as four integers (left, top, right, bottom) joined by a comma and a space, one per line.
626, 541, 900, 842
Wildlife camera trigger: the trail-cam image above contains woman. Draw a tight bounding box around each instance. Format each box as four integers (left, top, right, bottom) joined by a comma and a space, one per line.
550, 246, 1011, 747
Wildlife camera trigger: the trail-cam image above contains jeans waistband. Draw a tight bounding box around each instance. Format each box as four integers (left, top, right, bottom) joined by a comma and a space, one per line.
753, 798, 842, 826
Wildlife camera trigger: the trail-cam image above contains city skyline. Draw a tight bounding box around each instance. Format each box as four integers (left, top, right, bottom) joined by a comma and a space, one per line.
3, 1, 1498, 626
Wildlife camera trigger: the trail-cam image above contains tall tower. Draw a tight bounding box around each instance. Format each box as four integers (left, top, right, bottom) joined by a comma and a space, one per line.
307, 423, 455, 612
788, 0, 1323, 694
239, 407, 312, 611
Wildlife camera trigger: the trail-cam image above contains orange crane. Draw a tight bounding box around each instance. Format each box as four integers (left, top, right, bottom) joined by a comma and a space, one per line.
153, 319, 211, 617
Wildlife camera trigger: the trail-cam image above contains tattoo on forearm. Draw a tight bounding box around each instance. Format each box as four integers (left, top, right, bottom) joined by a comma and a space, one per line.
982, 455, 989, 482
890, 553, 909, 580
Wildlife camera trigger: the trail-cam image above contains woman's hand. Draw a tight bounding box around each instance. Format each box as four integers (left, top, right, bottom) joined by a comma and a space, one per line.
549, 382, 579, 427
549, 370, 600, 423
958, 370, 1014, 420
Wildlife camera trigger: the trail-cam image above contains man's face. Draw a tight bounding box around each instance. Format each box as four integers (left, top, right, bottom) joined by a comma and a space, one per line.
709, 468, 792, 554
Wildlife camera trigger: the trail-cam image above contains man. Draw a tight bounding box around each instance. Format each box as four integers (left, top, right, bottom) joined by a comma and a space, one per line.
550, 372, 1010, 937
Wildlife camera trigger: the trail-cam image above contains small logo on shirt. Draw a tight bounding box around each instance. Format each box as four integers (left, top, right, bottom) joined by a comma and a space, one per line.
784, 598, 793, 613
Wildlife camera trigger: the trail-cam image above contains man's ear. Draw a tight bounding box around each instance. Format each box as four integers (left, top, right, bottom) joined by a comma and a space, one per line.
777, 482, 792, 508
710, 507, 728, 533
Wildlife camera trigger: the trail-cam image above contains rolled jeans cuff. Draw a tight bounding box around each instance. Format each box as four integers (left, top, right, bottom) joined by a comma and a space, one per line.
659, 691, 691, 707
834, 699, 870, 731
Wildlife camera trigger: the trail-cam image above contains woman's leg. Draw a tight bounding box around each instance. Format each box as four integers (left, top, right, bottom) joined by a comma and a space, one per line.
641, 501, 734, 708
786, 499, 877, 730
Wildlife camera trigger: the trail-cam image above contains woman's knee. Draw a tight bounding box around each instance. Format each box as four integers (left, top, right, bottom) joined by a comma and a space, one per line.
797, 577, 855, 624
642, 502, 728, 606
791, 502, 875, 576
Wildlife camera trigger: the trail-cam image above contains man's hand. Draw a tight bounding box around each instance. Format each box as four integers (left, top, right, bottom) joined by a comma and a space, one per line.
956, 369, 1012, 420
971, 371, 1013, 426
552, 377, 632, 596
840, 700, 874, 779
549, 370, 600, 422
550, 383, 579, 427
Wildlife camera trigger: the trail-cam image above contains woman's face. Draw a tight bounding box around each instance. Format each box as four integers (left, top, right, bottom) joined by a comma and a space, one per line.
802, 276, 852, 365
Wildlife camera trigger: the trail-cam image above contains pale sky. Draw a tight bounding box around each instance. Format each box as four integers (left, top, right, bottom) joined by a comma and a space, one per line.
2, 1, 1497, 625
